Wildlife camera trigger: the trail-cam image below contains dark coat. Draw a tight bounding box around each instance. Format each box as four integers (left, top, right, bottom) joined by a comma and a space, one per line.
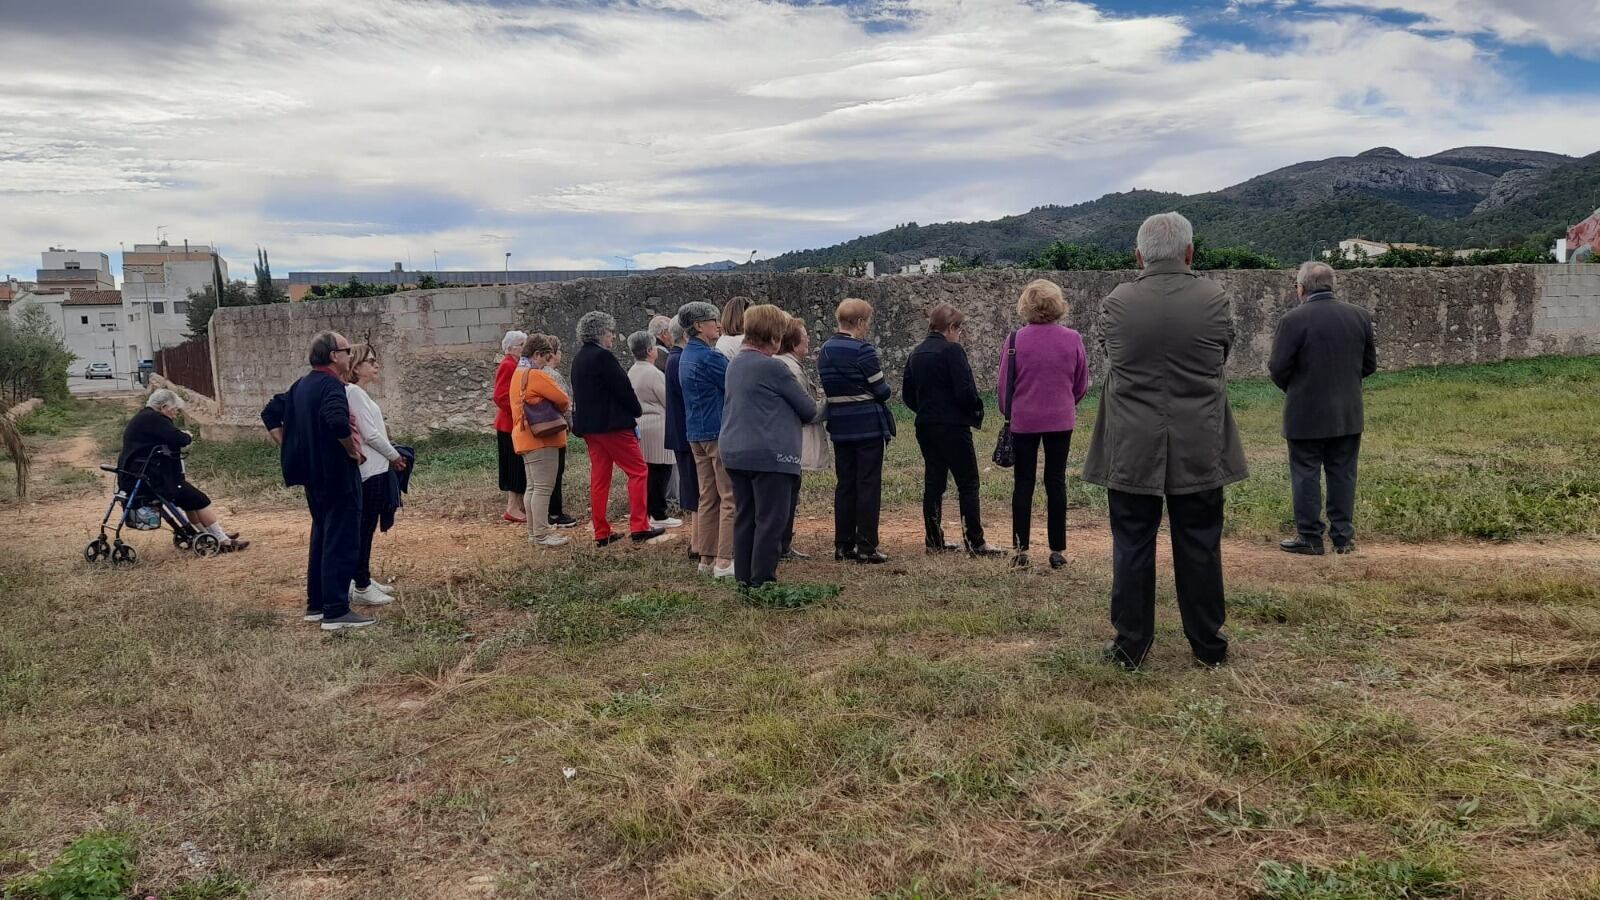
117, 406, 191, 493
902, 331, 983, 430
818, 332, 895, 442
1082, 259, 1249, 496
261, 369, 360, 499
570, 340, 641, 436
1268, 291, 1378, 440
663, 344, 690, 453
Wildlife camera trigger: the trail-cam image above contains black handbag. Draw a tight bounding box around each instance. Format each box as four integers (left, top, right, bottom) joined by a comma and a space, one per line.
992, 330, 1018, 468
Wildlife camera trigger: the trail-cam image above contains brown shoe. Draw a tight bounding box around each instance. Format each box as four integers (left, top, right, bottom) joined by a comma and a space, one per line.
225, 539, 250, 552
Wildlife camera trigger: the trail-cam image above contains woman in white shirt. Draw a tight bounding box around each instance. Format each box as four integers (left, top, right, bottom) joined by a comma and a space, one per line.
775, 317, 829, 560
626, 331, 681, 529
714, 295, 750, 359
346, 345, 408, 606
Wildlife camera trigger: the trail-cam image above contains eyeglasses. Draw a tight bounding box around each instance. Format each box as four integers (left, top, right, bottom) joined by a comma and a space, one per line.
331, 347, 352, 355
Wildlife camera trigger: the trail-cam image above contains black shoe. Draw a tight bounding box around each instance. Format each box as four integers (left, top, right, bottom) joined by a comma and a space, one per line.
925, 542, 961, 555
1102, 641, 1141, 671
967, 543, 1006, 557
856, 550, 889, 565
550, 514, 578, 528
834, 547, 859, 562
596, 534, 625, 548
1011, 551, 1030, 569
1049, 551, 1067, 569
780, 548, 811, 561
1279, 537, 1325, 556
1194, 654, 1228, 669
1334, 542, 1356, 555
320, 611, 377, 631
630, 527, 668, 543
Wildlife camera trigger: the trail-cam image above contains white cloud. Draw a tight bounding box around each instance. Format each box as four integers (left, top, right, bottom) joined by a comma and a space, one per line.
0, 0, 1595, 281
1309, 0, 1600, 57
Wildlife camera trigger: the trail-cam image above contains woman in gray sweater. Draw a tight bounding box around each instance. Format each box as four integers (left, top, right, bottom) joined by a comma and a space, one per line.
719, 304, 820, 588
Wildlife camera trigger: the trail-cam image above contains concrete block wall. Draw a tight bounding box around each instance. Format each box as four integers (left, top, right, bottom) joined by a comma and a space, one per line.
211, 265, 1600, 435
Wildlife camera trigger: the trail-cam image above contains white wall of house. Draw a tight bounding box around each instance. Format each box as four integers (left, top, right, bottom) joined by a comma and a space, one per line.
122, 246, 228, 350
8, 294, 139, 379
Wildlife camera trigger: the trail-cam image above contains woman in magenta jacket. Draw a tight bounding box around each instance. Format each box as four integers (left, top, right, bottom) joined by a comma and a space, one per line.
996, 279, 1091, 569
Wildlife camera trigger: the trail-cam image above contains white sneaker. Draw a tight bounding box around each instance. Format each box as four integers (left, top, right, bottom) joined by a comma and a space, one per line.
712, 563, 735, 579
650, 517, 684, 529
350, 579, 396, 595
537, 534, 570, 548
697, 562, 711, 574
350, 585, 393, 606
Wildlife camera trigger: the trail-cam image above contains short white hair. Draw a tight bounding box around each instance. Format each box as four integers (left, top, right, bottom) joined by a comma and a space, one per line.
1296, 261, 1336, 293
501, 330, 528, 355
147, 389, 184, 411
648, 315, 673, 339
1136, 212, 1194, 264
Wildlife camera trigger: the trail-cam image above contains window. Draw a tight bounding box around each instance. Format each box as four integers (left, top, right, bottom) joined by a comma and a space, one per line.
152, 301, 165, 314
98, 312, 117, 330
65, 261, 81, 269
80, 315, 89, 325
174, 301, 190, 315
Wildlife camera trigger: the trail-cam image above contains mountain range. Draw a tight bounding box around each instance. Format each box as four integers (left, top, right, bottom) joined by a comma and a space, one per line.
759, 146, 1600, 271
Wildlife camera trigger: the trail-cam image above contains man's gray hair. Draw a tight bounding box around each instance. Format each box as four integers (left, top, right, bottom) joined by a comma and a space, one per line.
668, 316, 687, 345
1136, 212, 1194, 265
501, 330, 528, 355
676, 301, 719, 332
577, 310, 616, 345
648, 315, 673, 340
1296, 260, 1336, 293
147, 388, 184, 411
308, 331, 343, 366
626, 330, 655, 361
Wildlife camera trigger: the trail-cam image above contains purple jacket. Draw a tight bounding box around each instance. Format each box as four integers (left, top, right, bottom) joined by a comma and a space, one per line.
996, 323, 1091, 434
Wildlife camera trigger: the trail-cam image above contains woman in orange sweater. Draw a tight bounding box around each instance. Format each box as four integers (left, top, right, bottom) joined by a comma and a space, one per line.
510, 333, 572, 547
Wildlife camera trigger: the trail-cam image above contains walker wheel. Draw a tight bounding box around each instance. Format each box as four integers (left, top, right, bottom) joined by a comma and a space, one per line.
84, 538, 111, 563
172, 532, 194, 551
110, 544, 137, 567
193, 533, 222, 558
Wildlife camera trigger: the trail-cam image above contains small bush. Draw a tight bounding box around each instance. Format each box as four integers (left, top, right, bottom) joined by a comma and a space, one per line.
738, 582, 841, 610
1256, 855, 1462, 898
3, 831, 135, 900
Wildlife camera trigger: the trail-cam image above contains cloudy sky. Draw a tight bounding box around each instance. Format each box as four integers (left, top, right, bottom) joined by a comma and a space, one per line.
2, 0, 1597, 281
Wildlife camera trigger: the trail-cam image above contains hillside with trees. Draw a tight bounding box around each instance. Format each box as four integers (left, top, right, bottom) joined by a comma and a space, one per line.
763, 147, 1600, 272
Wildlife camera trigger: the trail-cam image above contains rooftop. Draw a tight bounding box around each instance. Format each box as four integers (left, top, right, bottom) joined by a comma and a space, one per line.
63, 289, 123, 307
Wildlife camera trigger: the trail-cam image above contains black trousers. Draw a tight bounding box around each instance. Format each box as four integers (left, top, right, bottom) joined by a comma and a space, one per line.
1107, 487, 1228, 667
1012, 430, 1071, 552
354, 475, 387, 590
548, 447, 567, 519
832, 439, 885, 554
674, 449, 699, 518
729, 469, 797, 587
306, 487, 361, 619
780, 475, 807, 555
915, 423, 986, 549
647, 463, 673, 521
1289, 434, 1361, 548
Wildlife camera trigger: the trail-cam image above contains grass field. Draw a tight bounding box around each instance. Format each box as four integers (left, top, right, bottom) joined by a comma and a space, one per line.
1, 357, 1598, 898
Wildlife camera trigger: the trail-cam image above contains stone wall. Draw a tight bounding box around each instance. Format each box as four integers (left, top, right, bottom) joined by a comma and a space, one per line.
211, 264, 1600, 435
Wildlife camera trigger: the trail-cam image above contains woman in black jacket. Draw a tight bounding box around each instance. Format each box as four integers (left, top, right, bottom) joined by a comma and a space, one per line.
901, 304, 1003, 556
118, 389, 248, 551
570, 311, 668, 547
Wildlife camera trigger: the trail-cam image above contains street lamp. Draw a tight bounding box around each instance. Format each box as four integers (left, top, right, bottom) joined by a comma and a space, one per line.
505, 252, 511, 281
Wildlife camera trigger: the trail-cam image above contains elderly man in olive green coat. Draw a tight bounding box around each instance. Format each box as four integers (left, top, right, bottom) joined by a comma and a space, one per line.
1083, 212, 1248, 670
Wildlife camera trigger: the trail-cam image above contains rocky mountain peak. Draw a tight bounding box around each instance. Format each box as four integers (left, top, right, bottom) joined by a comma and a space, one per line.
1357, 147, 1410, 159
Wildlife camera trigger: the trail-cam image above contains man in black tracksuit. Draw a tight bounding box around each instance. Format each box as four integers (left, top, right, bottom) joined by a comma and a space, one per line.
1268, 261, 1378, 555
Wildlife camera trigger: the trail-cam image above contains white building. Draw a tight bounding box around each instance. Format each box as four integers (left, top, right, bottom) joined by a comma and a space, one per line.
121, 241, 227, 350
7, 287, 146, 383
36, 248, 115, 292
898, 258, 944, 276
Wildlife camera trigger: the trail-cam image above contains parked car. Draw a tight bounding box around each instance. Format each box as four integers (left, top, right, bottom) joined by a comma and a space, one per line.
84, 362, 115, 380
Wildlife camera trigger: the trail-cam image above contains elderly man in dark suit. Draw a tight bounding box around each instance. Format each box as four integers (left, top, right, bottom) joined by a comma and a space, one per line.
1083, 212, 1249, 670
1269, 261, 1378, 556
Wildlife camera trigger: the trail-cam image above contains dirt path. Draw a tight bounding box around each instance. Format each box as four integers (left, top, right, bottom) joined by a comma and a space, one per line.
7, 422, 1598, 624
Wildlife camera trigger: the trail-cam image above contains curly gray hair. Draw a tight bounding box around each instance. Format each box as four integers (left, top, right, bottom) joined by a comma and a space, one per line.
627, 330, 655, 361
576, 310, 616, 345
676, 301, 719, 333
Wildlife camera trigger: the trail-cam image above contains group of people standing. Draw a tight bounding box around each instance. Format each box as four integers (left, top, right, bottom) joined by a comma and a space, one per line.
259, 210, 1377, 667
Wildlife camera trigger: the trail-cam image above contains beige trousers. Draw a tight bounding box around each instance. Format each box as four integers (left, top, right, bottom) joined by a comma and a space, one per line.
522, 448, 560, 541
690, 440, 736, 561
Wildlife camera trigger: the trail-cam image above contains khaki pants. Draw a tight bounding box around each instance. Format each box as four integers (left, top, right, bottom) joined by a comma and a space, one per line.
690, 440, 735, 561
522, 448, 560, 541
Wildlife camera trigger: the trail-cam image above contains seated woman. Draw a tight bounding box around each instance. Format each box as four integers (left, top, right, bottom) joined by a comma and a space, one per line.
117, 389, 248, 551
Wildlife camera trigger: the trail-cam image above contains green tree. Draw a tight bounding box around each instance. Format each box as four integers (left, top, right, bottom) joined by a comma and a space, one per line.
185, 279, 253, 337
253, 247, 286, 305
303, 277, 401, 300
1026, 242, 1136, 270
1191, 237, 1282, 270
